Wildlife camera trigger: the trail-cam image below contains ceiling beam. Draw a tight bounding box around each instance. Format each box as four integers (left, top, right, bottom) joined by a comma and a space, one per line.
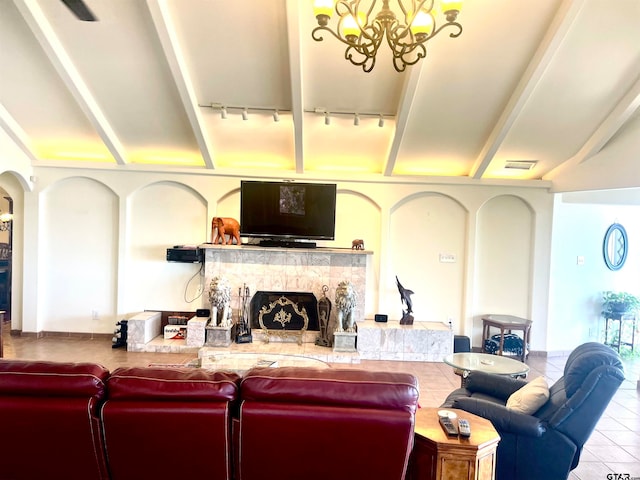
470, 0, 585, 179
14, 0, 128, 165
383, 63, 423, 177
544, 74, 640, 181
146, 0, 215, 170
285, 0, 305, 174
0, 103, 39, 163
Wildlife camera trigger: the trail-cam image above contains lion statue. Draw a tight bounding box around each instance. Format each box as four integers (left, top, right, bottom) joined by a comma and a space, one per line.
335, 280, 358, 333
208, 276, 232, 327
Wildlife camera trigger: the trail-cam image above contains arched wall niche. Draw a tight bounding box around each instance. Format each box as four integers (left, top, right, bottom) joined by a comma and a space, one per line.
473, 194, 534, 348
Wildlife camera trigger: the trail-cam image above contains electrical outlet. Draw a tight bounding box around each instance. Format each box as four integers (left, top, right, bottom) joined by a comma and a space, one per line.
91, 310, 99, 321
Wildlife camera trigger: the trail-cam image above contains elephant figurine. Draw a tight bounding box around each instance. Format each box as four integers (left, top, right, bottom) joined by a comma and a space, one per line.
352, 239, 365, 250
211, 217, 241, 245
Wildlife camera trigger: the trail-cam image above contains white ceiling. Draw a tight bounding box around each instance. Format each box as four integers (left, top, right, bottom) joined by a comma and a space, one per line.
2, 0, 640, 192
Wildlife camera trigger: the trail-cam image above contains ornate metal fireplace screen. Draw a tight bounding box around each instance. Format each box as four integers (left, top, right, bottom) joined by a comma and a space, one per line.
257, 296, 310, 345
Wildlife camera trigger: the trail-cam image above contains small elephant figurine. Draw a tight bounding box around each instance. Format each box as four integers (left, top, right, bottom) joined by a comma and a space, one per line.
352, 239, 364, 250
211, 217, 241, 245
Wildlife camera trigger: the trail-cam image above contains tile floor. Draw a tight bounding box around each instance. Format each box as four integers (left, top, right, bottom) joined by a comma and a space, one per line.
2, 323, 639, 480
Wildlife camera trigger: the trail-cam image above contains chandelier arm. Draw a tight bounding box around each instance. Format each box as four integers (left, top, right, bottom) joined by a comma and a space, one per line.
346, 45, 377, 72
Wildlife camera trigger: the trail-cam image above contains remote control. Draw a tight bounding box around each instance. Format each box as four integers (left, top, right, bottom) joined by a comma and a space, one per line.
458, 418, 471, 437
439, 416, 459, 436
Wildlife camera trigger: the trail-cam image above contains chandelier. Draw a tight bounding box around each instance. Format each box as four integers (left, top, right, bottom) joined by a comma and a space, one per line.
312, 0, 463, 72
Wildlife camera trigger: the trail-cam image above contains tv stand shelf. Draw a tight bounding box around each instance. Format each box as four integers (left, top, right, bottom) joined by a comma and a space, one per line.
258, 239, 316, 249
200, 244, 372, 255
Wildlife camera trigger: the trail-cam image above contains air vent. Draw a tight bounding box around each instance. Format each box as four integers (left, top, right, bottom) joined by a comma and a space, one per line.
505, 160, 537, 170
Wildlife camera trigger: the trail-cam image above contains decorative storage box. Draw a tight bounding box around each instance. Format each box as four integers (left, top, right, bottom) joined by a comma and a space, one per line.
164, 325, 187, 340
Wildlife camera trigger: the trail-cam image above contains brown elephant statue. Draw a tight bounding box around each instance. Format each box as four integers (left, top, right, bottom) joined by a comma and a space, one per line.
211, 217, 241, 245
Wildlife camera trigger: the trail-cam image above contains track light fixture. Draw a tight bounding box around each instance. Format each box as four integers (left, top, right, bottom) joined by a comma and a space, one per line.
202, 104, 289, 123
308, 108, 392, 126
312, 0, 464, 72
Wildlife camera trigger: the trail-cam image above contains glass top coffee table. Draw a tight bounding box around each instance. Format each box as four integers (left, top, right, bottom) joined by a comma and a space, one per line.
199, 352, 330, 375
443, 352, 529, 386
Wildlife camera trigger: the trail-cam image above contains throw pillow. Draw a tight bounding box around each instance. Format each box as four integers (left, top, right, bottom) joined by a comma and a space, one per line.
506, 376, 549, 414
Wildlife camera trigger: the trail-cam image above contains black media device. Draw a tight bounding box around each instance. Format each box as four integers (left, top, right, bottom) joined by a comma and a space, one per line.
240, 180, 337, 248
166, 247, 203, 263
374, 314, 388, 323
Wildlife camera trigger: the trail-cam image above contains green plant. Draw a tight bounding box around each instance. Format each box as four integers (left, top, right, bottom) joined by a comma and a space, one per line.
601, 291, 640, 316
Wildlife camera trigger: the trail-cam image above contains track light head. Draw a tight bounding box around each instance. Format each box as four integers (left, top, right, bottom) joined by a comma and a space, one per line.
354, 113, 360, 126
324, 112, 331, 125
378, 114, 384, 127
221, 106, 227, 119
242, 108, 248, 121
273, 110, 280, 122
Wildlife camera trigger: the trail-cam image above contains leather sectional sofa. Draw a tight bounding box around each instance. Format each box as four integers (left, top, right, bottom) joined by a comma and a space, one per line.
0, 359, 420, 480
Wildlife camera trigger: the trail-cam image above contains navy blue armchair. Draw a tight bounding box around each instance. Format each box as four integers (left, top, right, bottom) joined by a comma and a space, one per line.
441, 342, 625, 480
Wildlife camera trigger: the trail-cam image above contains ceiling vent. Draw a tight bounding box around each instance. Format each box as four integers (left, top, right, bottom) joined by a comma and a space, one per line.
505, 160, 537, 170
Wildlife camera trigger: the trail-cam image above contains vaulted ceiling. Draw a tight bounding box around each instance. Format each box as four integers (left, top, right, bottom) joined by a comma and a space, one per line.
2, 0, 640, 192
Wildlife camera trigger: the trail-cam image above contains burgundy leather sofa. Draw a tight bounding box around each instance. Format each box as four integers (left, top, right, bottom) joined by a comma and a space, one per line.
0, 359, 419, 480
237, 367, 420, 480
0, 359, 110, 480
101, 367, 241, 480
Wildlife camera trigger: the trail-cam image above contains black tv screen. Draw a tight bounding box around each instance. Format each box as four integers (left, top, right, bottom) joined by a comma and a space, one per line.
240, 181, 337, 241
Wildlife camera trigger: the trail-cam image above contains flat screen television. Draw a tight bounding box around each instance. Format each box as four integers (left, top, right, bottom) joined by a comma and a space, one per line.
240, 181, 337, 247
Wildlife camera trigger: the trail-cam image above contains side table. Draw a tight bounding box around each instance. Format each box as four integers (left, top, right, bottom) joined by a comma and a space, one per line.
482, 314, 532, 362
603, 313, 636, 353
407, 408, 500, 480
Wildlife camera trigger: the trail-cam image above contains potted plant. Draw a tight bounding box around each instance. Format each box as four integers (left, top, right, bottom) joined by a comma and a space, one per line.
601, 291, 640, 318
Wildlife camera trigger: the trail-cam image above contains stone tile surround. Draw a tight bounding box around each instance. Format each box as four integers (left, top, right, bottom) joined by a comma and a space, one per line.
357, 320, 453, 362
202, 244, 370, 326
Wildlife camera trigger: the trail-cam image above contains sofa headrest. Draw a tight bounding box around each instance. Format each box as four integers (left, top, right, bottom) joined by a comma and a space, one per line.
0, 359, 109, 398
240, 367, 419, 412
107, 367, 241, 401
563, 342, 624, 398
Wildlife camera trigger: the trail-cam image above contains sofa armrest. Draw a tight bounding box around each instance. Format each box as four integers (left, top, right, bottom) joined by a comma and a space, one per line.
452, 397, 546, 437
464, 371, 529, 400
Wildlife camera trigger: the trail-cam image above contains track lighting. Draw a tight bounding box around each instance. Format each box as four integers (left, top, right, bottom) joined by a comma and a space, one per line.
221, 106, 227, 119
242, 108, 248, 121
354, 113, 360, 126
378, 114, 384, 127
325, 112, 331, 125
273, 110, 280, 122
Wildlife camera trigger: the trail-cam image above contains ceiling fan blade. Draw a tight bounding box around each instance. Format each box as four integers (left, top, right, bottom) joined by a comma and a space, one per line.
60, 0, 97, 21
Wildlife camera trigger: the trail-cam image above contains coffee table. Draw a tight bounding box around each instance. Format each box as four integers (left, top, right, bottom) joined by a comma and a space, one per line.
443, 352, 529, 386
408, 407, 500, 480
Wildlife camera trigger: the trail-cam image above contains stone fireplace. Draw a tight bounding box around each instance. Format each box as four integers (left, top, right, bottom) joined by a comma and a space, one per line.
202, 244, 371, 331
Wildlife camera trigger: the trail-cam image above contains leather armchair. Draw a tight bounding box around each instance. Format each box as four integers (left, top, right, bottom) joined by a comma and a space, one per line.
441, 342, 625, 480
0, 359, 111, 480
236, 366, 420, 480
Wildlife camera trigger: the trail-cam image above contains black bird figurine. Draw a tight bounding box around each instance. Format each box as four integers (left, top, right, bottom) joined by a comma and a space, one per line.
395, 276, 414, 325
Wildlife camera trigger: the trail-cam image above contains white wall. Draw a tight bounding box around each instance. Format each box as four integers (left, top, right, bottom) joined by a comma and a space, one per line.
10, 166, 560, 352
547, 193, 640, 353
